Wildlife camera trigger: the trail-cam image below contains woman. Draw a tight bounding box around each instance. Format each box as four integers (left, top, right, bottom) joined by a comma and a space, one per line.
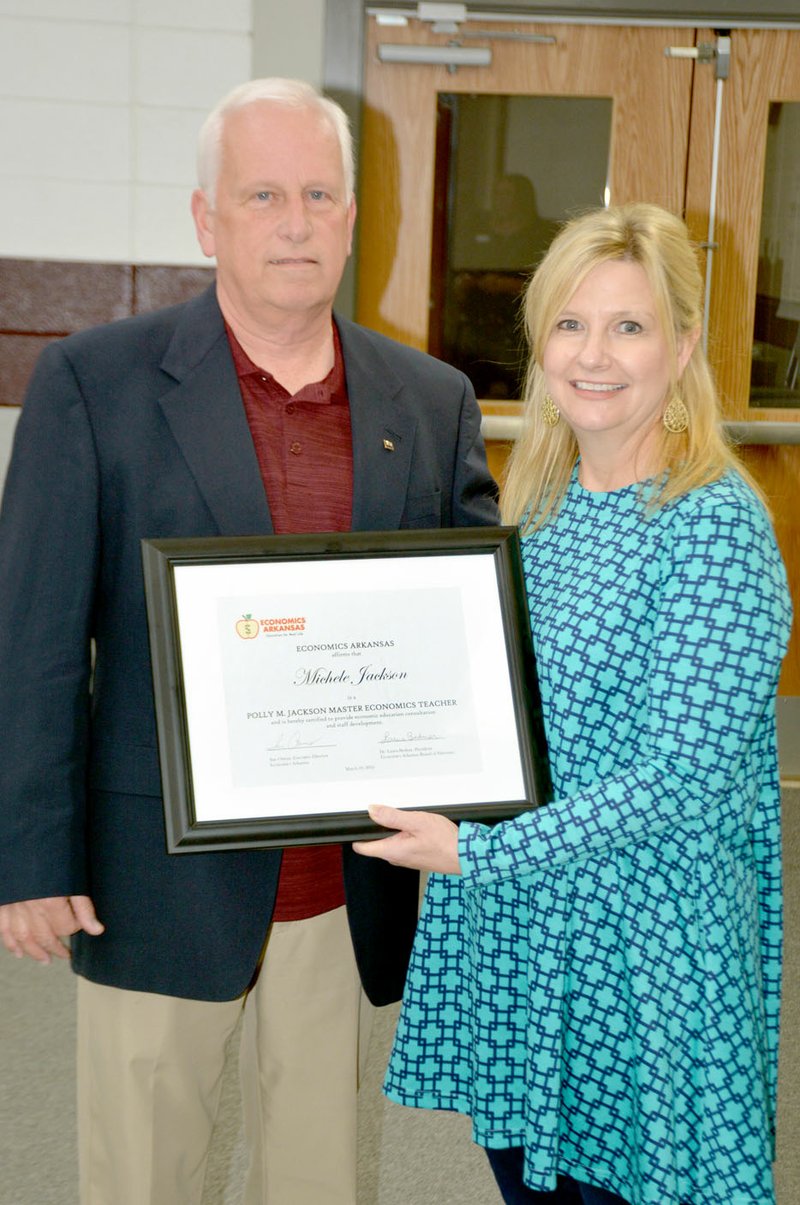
355, 203, 792, 1204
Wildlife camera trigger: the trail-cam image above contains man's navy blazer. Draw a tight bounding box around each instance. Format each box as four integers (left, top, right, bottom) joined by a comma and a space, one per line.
0, 286, 499, 1003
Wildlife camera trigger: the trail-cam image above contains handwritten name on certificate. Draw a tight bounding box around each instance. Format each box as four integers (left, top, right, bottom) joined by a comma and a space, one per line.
219, 587, 480, 790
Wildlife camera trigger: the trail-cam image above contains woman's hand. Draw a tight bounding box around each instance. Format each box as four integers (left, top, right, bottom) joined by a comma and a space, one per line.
353, 805, 461, 874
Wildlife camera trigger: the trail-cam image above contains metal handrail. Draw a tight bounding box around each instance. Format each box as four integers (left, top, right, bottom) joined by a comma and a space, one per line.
481, 414, 800, 446
724, 422, 800, 445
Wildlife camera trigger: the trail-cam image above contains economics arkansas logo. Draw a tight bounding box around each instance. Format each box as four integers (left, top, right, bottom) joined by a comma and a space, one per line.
235, 614, 259, 639
234, 613, 307, 639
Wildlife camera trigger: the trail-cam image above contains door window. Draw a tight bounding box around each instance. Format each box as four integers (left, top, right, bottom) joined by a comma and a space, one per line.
751, 102, 800, 407
430, 93, 611, 398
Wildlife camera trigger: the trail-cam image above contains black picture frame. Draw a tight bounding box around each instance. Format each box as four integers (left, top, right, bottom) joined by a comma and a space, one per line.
141, 527, 549, 852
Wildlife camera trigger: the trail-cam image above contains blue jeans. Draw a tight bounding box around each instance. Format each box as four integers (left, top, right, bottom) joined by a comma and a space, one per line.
485, 1147, 630, 1204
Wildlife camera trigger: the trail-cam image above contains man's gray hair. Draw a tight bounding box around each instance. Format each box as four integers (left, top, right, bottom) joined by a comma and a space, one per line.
196, 77, 355, 206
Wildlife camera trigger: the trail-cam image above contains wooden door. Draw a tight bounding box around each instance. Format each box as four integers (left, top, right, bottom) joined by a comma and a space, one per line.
357, 16, 696, 350
356, 14, 698, 494
687, 29, 800, 695
356, 16, 799, 704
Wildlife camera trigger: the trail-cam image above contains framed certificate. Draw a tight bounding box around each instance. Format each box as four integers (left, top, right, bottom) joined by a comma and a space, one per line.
141, 527, 549, 852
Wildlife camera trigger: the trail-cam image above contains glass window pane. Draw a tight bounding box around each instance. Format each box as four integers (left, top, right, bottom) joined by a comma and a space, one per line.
430, 94, 612, 400
751, 101, 800, 408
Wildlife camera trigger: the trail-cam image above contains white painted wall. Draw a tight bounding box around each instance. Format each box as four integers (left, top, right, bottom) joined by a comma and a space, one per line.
253, 0, 326, 87
0, 0, 328, 480
0, 0, 253, 266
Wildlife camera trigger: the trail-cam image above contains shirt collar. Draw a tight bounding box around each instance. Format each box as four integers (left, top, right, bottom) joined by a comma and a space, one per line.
225, 320, 347, 405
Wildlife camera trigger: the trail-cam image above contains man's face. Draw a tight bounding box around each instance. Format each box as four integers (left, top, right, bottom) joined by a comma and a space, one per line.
192, 101, 355, 328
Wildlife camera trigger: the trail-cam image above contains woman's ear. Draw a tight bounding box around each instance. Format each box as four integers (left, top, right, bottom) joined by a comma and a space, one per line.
677, 325, 701, 377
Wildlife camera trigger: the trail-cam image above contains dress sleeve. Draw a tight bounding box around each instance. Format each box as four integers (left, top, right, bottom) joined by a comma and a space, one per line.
459, 492, 792, 885
748, 719, 783, 1139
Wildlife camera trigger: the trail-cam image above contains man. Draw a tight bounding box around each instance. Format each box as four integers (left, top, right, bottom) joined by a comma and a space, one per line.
0, 79, 498, 1205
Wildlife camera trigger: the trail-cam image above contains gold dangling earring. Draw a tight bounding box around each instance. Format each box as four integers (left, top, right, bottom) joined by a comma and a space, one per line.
663, 391, 689, 434
542, 393, 560, 427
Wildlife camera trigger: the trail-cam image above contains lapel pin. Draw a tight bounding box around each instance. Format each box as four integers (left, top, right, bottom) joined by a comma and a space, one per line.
383, 438, 395, 452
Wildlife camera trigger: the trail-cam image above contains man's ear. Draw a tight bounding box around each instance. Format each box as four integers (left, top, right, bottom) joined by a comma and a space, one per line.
191, 189, 216, 259
346, 195, 357, 256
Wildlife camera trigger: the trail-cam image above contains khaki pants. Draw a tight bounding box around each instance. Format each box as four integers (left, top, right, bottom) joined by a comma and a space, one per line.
76, 906, 374, 1205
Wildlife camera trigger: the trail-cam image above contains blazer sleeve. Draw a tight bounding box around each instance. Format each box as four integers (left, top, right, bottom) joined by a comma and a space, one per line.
451, 372, 501, 527
0, 341, 99, 903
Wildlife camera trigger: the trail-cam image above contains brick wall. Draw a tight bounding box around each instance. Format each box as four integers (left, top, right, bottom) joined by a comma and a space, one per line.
0, 258, 215, 408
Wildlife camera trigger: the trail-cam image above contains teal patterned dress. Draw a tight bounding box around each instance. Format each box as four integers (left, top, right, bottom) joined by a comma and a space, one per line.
383, 469, 792, 1205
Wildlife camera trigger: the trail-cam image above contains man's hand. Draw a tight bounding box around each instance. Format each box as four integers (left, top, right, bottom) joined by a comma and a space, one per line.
353, 804, 461, 875
0, 896, 104, 964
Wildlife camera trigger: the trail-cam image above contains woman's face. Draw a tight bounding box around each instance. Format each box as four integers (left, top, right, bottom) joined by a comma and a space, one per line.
542, 259, 694, 456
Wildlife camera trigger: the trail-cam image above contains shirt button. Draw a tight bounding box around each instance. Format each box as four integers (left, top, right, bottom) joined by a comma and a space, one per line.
289, 441, 302, 455
286, 403, 295, 414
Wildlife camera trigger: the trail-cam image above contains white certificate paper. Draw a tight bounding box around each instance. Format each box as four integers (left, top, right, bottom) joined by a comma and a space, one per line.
220, 585, 480, 790
172, 552, 527, 824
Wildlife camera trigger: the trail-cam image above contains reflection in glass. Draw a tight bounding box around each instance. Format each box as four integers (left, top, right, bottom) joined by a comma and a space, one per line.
429, 94, 611, 400
751, 102, 800, 408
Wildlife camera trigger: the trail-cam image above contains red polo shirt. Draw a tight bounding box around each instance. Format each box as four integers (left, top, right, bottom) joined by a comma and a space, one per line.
227, 323, 352, 921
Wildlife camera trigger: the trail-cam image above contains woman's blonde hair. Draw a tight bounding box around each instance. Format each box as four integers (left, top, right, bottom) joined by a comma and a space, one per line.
501, 202, 760, 528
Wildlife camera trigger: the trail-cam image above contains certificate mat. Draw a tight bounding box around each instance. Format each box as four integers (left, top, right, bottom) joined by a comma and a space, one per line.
141, 528, 549, 851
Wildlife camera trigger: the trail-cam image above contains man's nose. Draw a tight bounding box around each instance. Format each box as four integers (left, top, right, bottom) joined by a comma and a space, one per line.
279, 195, 312, 241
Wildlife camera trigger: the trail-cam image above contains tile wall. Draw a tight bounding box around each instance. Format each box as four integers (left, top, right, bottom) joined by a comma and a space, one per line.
0, 0, 254, 466
0, 0, 252, 265
0, 0, 328, 468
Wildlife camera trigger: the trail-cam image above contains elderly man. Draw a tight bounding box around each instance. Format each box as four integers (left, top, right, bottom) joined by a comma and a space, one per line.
0, 79, 498, 1204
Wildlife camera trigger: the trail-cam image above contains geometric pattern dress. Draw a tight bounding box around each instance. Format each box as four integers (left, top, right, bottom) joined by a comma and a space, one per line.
383, 469, 792, 1205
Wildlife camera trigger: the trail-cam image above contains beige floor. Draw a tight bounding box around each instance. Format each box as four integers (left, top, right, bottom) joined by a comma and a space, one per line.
1, 789, 798, 1205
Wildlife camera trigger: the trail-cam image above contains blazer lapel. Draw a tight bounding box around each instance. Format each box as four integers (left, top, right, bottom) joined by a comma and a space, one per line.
157, 288, 273, 536
337, 317, 417, 532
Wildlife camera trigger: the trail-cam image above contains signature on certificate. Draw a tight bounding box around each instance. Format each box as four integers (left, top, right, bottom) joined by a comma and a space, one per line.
379, 731, 443, 745
267, 732, 329, 752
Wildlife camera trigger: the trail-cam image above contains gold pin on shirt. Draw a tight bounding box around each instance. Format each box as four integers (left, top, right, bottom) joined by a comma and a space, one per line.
383, 439, 395, 452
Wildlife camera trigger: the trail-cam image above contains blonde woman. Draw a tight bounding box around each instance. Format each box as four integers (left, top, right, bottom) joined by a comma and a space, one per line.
356, 204, 792, 1204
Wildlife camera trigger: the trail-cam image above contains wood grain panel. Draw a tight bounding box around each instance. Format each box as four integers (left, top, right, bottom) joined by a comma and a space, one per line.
740, 444, 800, 693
